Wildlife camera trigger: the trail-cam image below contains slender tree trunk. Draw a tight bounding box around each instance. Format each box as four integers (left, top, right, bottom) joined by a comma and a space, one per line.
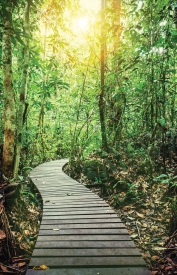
30, 20, 48, 165
70, 66, 89, 165
30, 103, 44, 165
111, 0, 124, 147
113, 0, 121, 50
99, 0, 108, 151
13, 1, 31, 178
2, 4, 15, 178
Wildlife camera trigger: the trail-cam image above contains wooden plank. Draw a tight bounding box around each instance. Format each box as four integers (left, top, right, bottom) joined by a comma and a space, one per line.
42, 193, 95, 196
41, 196, 102, 200
43, 201, 105, 205
41, 214, 118, 219
43, 205, 110, 209
41, 218, 123, 224
29, 256, 146, 267
42, 194, 101, 197
40, 188, 97, 191
40, 223, 125, 229
42, 190, 90, 193
43, 201, 109, 206
43, 199, 105, 204
42, 210, 115, 215
37, 235, 131, 241
26, 267, 151, 275
40, 187, 96, 191
43, 201, 109, 205
38, 183, 88, 187
40, 189, 90, 192
43, 206, 112, 210
43, 203, 110, 207
38, 228, 128, 235
42, 192, 93, 195
35, 240, 135, 248
43, 207, 111, 211
41, 194, 102, 199
33, 178, 79, 182
32, 247, 141, 257
43, 205, 107, 209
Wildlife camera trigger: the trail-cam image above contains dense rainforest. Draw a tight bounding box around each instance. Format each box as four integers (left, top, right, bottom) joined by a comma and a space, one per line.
1, 0, 177, 274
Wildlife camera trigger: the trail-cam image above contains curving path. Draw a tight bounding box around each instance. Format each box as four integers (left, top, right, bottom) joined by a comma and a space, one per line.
26, 159, 151, 275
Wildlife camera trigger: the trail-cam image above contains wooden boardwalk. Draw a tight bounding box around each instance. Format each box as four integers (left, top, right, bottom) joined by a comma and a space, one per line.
26, 159, 151, 275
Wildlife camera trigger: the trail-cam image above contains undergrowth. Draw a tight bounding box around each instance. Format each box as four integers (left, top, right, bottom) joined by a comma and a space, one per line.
65, 148, 177, 274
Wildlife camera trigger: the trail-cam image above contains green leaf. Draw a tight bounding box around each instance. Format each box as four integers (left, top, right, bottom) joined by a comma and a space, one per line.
159, 117, 166, 126
161, 179, 170, 184
156, 174, 168, 180
11, 35, 17, 46
15, 34, 25, 45
130, 234, 138, 239
171, 34, 177, 43
3, 8, 12, 23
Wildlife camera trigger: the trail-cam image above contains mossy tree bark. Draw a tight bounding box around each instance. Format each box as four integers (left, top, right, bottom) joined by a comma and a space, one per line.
13, 1, 31, 178
2, 4, 15, 178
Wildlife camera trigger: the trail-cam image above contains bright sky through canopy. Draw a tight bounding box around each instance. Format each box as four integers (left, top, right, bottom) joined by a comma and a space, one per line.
80, 0, 100, 12
71, 0, 100, 36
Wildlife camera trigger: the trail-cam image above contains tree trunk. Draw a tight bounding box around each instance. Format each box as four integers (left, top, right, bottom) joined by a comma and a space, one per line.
13, 1, 31, 178
2, 4, 15, 178
99, 0, 108, 152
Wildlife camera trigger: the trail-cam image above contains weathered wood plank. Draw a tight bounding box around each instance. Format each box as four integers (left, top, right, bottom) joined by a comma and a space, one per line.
32, 248, 141, 257
41, 188, 91, 191
42, 197, 103, 201
44, 199, 108, 207
44, 206, 111, 211
42, 194, 97, 198
35, 240, 136, 248
43, 206, 109, 210
38, 228, 128, 235
42, 196, 102, 200
37, 235, 131, 241
40, 218, 123, 224
38, 183, 88, 186
43, 202, 107, 206
26, 267, 151, 275
43, 200, 107, 205
42, 210, 115, 215
40, 223, 125, 229
41, 214, 119, 219
42, 190, 92, 194
29, 256, 146, 267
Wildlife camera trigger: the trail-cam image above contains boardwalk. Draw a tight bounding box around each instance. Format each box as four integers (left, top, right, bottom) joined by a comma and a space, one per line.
26, 159, 151, 275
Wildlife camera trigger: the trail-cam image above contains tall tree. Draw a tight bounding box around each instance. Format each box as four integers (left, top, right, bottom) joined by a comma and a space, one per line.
99, 0, 108, 151
13, 0, 31, 178
2, 2, 15, 178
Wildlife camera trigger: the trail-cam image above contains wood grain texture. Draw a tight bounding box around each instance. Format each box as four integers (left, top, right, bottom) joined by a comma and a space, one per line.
26, 159, 151, 275
26, 267, 151, 275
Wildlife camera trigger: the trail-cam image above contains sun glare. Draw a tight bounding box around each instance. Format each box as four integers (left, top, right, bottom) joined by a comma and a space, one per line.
78, 17, 89, 30
71, 0, 100, 36
80, 0, 100, 12
72, 16, 90, 35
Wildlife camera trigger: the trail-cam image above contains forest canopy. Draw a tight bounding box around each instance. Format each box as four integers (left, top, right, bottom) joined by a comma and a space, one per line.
0, 0, 177, 181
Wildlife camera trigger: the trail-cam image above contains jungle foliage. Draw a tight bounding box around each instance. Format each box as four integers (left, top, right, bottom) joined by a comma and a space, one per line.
1, 0, 177, 174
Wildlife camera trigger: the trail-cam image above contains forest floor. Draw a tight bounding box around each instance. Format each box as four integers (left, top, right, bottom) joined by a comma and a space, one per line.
0, 177, 42, 274
65, 150, 177, 275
